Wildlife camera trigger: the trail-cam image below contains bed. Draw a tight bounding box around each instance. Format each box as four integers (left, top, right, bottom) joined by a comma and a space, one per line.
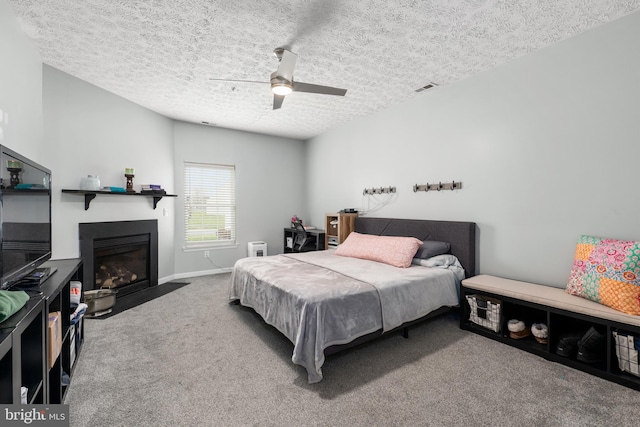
229, 217, 477, 383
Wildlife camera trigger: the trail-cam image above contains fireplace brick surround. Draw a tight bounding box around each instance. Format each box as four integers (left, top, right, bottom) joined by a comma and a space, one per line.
79, 220, 158, 300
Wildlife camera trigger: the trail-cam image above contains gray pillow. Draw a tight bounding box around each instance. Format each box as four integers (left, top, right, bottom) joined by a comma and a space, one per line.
414, 240, 450, 259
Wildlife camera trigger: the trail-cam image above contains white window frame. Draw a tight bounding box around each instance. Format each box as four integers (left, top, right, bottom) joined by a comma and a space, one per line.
183, 161, 236, 249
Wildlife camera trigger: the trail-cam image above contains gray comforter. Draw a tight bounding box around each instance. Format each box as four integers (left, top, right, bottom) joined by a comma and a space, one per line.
229, 250, 460, 383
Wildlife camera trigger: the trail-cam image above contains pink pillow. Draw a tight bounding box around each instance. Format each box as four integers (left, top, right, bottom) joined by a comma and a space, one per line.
334, 232, 422, 268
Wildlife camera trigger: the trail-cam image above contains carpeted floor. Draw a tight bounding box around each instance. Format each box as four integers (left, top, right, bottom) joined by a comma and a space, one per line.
65, 273, 640, 427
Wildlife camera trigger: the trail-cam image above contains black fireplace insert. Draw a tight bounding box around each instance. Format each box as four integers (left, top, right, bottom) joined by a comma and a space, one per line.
79, 220, 158, 299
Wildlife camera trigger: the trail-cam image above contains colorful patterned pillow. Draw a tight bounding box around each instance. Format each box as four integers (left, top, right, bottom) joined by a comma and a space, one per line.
334, 232, 422, 268
566, 235, 640, 315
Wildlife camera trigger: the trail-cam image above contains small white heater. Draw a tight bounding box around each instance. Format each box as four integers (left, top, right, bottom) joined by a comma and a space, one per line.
247, 241, 267, 257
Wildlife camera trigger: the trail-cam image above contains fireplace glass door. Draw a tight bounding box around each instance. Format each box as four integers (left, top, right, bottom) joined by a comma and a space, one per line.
94, 240, 148, 292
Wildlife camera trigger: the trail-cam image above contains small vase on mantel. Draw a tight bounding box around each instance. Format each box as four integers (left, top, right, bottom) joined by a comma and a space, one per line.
80, 175, 101, 191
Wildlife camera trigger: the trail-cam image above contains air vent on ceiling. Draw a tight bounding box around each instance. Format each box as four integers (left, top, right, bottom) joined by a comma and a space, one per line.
415, 83, 438, 93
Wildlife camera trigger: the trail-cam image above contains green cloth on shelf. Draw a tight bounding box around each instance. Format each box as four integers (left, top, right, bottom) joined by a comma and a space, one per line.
0, 290, 30, 323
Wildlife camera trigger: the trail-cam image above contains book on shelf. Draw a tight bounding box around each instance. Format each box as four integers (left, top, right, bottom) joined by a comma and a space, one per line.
141, 184, 163, 190
140, 184, 165, 194
102, 186, 126, 193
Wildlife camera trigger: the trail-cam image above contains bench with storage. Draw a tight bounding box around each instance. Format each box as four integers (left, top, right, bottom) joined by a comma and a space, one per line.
460, 274, 640, 391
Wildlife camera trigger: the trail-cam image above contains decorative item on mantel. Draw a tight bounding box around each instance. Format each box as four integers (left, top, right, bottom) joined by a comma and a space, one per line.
140, 184, 166, 195
102, 186, 126, 193
291, 215, 301, 228
6, 159, 22, 188
80, 175, 101, 191
124, 168, 135, 193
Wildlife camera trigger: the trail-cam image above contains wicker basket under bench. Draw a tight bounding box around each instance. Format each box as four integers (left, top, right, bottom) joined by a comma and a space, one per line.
460, 274, 640, 392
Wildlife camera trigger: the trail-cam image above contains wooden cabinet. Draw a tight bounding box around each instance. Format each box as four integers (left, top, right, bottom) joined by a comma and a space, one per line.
324, 213, 358, 249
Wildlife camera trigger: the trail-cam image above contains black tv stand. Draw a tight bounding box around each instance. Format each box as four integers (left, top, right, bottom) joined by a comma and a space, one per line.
0, 259, 83, 404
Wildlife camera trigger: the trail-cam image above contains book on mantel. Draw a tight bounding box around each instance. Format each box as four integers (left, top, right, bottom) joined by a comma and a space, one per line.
140, 184, 166, 195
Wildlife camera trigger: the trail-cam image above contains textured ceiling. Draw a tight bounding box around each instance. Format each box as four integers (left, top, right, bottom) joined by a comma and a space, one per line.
8, 1, 640, 140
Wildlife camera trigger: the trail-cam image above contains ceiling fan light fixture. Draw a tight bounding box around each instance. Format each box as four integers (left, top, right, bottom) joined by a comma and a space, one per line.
271, 83, 293, 96
270, 71, 293, 96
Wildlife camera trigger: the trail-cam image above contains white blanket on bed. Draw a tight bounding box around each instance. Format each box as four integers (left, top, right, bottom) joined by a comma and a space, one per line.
229, 250, 460, 383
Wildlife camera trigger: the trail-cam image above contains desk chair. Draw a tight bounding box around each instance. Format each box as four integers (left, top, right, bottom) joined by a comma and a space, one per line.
292, 220, 317, 252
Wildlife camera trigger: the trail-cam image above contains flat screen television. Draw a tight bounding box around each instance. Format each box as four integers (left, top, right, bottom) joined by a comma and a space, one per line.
0, 145, 52, 289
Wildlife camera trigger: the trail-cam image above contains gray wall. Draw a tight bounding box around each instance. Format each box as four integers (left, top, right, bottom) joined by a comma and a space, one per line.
172, 122, 307, 277
306, 11, 640, 287
5, 0, 640, 286
42, 65, 177, 282
2, 3, 179, 282
1, 0, 308, 281
0, 0, 43, 158
44, 69, 308, 280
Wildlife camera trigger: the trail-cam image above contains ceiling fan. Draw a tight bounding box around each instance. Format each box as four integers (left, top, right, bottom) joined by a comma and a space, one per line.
210, 48, 347, 110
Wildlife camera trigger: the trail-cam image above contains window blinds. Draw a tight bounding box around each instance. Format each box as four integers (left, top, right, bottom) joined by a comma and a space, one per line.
183, 162, 236, 247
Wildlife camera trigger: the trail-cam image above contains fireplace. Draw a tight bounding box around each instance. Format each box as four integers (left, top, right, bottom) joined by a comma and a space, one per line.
79, 220, 158, 300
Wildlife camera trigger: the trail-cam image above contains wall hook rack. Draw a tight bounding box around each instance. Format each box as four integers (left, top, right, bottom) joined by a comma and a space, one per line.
413, 181, 462, 192
363, 186, 396, 195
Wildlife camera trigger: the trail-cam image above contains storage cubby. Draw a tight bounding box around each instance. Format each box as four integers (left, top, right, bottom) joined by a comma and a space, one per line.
548, 312, 594, 338
549, 312, 609, 372
324, 213, 357, 249
19, 304, 46, 404
39, 258, 83, 404
0, 297, 46, 404
0, 332, 13, 403
610, 328, 640, 380
501, 300, 549, 354
502, 301, 548, 330
460, 281, 640, 391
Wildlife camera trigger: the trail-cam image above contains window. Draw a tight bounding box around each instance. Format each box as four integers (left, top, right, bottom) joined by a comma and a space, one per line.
183, 162, 236, 248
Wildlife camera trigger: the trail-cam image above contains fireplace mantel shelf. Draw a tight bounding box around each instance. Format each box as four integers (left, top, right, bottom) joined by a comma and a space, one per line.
62, 189, 177, 210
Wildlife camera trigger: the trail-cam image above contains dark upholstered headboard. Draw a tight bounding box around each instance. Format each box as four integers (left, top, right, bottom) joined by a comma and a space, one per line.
354, 217, 477, 278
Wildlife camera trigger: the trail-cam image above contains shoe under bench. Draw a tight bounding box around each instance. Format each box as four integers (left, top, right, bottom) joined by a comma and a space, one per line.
460, 274, 640, 392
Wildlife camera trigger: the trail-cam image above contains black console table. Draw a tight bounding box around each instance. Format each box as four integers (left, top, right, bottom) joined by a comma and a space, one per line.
283, 228, 326, 253
0, 258, 84, 404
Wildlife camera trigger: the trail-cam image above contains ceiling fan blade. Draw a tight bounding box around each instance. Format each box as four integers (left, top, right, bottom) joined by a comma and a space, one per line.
209, 78, 268, 84
276, 50, 297, 81
273, 94, 285, 110
293, 82, 347, 96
